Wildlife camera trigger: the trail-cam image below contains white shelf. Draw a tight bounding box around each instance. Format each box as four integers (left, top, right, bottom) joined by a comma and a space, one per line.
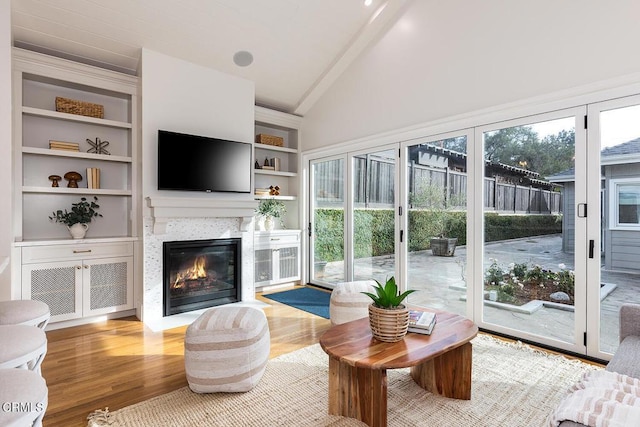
22, 147, 132, 163
254, 143, 297, 154
254, 195, 297, 201
22, 106, 132, 129
255, 169, 297, 178
23, 186, 132, 196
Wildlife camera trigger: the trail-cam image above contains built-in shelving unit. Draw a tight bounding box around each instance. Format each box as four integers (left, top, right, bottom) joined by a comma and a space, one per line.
12, 48, 139, 325
254, 106, 302, 203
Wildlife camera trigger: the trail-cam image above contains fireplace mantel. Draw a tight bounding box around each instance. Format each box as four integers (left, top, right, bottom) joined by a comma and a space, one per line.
146, 197, 258, 234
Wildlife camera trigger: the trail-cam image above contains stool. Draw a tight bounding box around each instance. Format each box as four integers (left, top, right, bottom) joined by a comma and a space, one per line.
0, 300, 51, 329
184, 306, 270, 393
0, 369, 48, 427
329, 280, 377, 325
0, 325, 48, 374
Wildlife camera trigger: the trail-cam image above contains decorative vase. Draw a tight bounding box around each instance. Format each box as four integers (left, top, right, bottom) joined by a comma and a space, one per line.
368, 304, 409, 342
68, 223, 88, 239
256, 216, 265, 231
264, 216, 275, 231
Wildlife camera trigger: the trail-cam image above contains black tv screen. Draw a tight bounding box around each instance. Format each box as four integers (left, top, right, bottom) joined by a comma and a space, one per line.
157, 130, 252, 193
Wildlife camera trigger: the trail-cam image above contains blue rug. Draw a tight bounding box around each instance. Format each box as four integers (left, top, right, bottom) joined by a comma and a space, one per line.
262, 287, 330, 319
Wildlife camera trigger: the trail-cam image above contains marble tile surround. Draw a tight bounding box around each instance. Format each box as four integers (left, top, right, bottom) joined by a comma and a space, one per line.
142, 216, 255, 324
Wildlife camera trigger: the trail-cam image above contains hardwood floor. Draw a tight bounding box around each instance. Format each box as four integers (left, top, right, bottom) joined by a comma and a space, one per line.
41, 289, 332, 427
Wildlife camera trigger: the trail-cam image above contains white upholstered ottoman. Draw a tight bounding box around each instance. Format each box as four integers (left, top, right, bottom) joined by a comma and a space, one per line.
329, 280, 377, 325
184, 306, 270, 393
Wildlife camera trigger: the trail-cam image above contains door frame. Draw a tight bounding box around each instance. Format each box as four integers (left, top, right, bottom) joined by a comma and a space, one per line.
473, 107, 588, 356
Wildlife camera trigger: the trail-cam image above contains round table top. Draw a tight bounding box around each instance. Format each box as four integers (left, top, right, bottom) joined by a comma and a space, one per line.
319, 309, 478, 370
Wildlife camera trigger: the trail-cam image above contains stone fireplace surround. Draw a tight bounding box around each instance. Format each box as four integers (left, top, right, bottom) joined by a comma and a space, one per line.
143, 197, 258, 329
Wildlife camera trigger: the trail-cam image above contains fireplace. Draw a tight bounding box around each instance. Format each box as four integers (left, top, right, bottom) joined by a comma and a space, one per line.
163, 238, 241, 316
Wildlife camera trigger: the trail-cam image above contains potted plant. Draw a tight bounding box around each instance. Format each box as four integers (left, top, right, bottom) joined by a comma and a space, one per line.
49, 196, 102, 239
410, 181, 464, 257
361, 276, 416, 342
255, 198, 286, 231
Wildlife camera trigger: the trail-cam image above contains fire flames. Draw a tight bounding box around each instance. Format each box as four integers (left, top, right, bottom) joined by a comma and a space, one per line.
172, 256, 216, 289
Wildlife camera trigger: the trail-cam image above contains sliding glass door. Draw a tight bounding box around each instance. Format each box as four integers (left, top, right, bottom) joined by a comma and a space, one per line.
307, 98, 638, 359
587, 96, 640, 359
476, 109, 587, 353
351, 148, 397, 283
309, 147, 399, 288
310, 156, 346, 286
403, 133, 471, 316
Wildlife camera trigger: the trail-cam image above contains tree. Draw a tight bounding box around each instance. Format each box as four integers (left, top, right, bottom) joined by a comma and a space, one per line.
484, 126, 575, 178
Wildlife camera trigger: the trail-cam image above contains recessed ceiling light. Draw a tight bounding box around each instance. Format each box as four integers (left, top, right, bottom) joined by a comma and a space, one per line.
364, 0, 373, 6
233, 51, 253, 67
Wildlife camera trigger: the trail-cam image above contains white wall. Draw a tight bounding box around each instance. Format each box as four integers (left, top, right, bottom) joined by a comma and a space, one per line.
140, 48, 255, 201
302, 0, 640, 150
0, 0, 12, 300
139, 49, 256, 322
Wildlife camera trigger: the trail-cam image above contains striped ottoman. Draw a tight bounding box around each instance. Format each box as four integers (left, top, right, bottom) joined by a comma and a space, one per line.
184, 306, 270, 393
329, 280, 377, 325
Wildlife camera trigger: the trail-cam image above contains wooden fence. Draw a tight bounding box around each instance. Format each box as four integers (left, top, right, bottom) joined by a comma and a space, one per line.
313, 157, 562, 214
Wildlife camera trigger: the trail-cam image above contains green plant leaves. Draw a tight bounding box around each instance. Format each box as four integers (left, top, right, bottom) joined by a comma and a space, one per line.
361, 276, 416, 309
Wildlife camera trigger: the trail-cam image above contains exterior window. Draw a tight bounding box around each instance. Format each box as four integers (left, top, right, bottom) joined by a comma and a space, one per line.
610, 179, 640, 229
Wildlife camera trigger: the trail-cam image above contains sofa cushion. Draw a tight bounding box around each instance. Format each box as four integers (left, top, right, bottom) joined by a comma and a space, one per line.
607, 335, 640, 379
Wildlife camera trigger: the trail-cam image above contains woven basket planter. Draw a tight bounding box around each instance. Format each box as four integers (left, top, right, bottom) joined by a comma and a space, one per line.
368, 304, 409, 342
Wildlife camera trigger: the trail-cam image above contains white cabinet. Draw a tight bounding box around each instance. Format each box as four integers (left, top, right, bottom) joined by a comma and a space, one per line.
20, 242, 134, 323
254, 107, 302, 229
254, 231, 301, 288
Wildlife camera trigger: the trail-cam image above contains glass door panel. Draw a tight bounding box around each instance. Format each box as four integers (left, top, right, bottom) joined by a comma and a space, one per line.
480, 114, 583, 348
405, 136, 468, 316
351, 149, 397, 283
310, 157, 346, 285
590, 99, 640, 357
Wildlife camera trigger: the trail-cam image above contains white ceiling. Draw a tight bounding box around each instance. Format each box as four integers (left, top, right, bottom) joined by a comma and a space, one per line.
10, 0, 410, 115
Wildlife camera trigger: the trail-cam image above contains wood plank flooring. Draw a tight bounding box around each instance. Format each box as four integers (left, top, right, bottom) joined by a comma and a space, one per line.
41, 289, 332, 427
39, 286, 603, 426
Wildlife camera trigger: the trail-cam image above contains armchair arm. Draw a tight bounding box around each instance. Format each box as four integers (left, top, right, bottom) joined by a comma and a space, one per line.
619, 303, 640, 343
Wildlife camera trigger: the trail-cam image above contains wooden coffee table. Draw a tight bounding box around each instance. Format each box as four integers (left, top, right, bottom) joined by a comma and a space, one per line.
319, 310, 478, 427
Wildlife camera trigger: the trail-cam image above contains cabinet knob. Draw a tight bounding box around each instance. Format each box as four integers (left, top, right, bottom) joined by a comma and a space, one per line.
84, 265, 89, 269
76, 265, 81, 270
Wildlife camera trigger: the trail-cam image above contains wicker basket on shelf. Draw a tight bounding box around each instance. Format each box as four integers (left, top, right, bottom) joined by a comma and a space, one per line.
55, 97, 104, 119
255, 134, 284, 147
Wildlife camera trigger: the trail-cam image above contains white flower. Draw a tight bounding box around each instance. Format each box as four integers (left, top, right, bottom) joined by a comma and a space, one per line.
508, 263, 515, 269
558, 263, 566, 270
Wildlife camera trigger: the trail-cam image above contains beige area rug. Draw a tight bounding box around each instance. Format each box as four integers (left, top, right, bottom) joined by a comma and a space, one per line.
87, 335, 601, 427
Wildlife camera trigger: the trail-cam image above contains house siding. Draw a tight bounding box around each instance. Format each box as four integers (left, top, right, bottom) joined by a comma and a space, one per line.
605, 163, 640, 271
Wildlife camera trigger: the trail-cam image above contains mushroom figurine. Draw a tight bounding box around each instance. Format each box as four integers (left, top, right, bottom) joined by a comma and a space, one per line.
48, 174, 62, 187
64, 171, 82, 188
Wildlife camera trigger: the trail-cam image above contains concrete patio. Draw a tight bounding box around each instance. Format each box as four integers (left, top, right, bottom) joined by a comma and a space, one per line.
319, 234, 640, 355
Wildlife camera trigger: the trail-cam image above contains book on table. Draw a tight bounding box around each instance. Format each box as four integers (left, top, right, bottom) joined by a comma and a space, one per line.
408, 309, 437, 335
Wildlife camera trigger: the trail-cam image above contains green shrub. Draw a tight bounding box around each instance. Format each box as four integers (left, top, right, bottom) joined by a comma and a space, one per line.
313, 208, 562, 261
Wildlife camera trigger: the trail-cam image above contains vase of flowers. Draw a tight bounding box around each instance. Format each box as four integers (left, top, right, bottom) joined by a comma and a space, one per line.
49, 196, 102, 239
255, 198, 286, 231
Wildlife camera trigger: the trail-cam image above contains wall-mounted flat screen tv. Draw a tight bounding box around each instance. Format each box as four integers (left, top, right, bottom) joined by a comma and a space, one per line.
157, 130, 252, 193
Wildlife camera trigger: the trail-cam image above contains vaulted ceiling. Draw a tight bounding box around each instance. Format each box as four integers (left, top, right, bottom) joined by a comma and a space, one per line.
10, 0, 410, 114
